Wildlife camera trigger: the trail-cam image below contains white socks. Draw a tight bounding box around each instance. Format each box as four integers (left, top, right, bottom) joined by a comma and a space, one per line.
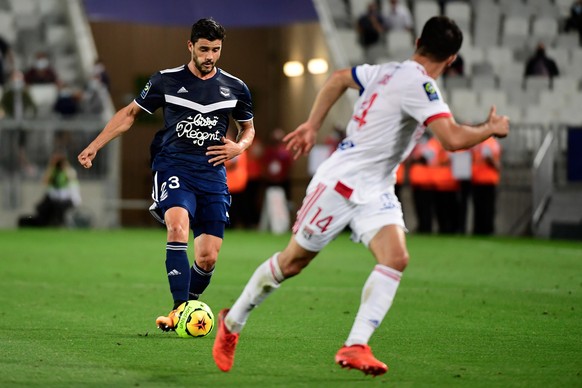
225, 253, 284, 333
345, 264, 402, 346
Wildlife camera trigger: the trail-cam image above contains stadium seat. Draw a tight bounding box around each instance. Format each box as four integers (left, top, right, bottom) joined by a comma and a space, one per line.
484, 46, 514, 75
522, 105, 553, 125
527, 0, 560, 18
444, 1, 471, 34
459, 45, 484, 75
530, 17, 559, 47
499, 105, 523, 123
413, 0, 440, 36
509, 89, 543, 110
336, 29, 364, 66
473, 1, 501, 48
502, 16, 531, 49
524, 76, 551, 92
554, 33, 580, 49
0, 11, 16, 43
386, 30, 414, 53
545, 47, 570, 71
499, 0, 535, 18
471, 74, 497, 90
471, 61, 495, 76
479, 89, 508, 108
554, 0, 574, 18
28, 84, 59, 116
444, 76, 470, 90
349, 0, 369, 22
8, 0, 37, 15
552, 76, 581, 95
450, 88, 478, 112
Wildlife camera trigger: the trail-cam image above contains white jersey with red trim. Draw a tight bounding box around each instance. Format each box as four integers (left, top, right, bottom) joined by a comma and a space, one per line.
310, 60, 452, 204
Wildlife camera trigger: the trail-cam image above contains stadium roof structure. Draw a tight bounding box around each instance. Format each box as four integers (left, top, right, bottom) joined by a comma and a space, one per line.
83, 0, 319, 28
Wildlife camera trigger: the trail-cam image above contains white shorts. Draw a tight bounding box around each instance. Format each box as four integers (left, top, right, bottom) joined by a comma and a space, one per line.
292, 181, 406, 252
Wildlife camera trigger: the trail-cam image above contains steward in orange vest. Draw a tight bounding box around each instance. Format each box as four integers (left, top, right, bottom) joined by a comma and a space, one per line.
471, 137, 501, 235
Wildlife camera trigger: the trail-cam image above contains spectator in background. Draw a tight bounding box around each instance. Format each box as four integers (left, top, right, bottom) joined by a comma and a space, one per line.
263, 128, 293, 200
92, 58, 110, 90
471, 137, 501, 235
524, 42, 559, 79
24, 52, 59, 85
80, 75, 106, 115
53, 83, 81, 117
356, 2, 387, 64
241, 136, 264, 229
1, 70, 37, 119
565, 0, 582, 45
443, 53, 464, 77
382, 0, 413, 33
408, 132, 436, 234
0, 34, 14, 86
431, 137, 460, 234
18, 153, 81, 227
1, 70, 37, 175
225, 151, 249, 229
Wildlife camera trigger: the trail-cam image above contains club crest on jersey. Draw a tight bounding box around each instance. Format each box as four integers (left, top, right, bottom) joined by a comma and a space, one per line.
219, 86, 231, 98
423, 82, 439, 101
140, 81, 152, 99
302, 226, 314, 240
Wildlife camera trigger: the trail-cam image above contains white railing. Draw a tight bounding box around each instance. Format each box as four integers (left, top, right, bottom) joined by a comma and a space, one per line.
532, 131, 555, 230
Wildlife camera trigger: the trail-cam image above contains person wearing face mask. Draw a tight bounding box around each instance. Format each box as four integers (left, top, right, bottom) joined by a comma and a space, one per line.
1, 70, 37, 119
524, 42, 559, 79
24, 52, 58, 85
1, 70, 37, 175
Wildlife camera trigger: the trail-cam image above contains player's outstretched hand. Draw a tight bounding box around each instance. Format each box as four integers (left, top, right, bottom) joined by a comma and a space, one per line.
487, 106, 510, 139
78, 146, 97, 169
284, 122, 318, 160
207, 137, 243, 166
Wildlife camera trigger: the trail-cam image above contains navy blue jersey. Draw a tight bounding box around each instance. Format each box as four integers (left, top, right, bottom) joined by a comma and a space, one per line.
134, 65, 253, 194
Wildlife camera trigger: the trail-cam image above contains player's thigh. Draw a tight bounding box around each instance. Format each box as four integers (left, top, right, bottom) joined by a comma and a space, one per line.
350, 190, 406, 245
194, 233, 223, 267
292, 182, 355, 252
368, 225, 409, 270
164, 207, 190, 241
152, 171, 198, 219
192, 194, 230, 238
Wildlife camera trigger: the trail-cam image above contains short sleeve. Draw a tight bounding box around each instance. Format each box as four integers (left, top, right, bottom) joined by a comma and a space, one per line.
401, 78, 452, 126
134, 72, 165, 114
232, 83, 254, 122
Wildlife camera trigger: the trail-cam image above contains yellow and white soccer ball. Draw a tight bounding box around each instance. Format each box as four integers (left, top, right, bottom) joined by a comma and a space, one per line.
173, 300, 214, 338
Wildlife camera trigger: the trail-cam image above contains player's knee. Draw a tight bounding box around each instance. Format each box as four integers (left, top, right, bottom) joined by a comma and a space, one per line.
196, 251, 218, 271
389, 250, 409, 272
280, 254, 311, 278
166, 222, 189, 241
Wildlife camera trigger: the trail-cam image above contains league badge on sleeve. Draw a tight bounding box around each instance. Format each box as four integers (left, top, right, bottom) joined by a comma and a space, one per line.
140, 81, 152, 99
423, 82, 439, 101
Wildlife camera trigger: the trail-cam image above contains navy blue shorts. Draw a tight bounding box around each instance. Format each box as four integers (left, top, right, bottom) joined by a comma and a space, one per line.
150, 170, 230, 238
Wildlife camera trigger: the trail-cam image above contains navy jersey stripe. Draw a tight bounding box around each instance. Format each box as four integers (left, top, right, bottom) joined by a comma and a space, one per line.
164, 95, 238, 113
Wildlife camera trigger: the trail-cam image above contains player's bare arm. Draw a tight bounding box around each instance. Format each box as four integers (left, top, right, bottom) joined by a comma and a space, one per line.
78, 101, 142, 169
206, 119, 255, 166
284, 68, 359, 159
428, 106, 509, 152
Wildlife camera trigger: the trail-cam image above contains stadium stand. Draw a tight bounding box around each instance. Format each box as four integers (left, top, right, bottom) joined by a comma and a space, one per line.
313, 0, 582, 237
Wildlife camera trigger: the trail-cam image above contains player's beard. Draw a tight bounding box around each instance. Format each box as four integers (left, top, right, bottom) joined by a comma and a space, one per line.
194, 58, 215, 75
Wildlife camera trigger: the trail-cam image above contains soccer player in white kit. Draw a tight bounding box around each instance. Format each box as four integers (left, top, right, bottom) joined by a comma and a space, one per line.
213, 16, 510, 376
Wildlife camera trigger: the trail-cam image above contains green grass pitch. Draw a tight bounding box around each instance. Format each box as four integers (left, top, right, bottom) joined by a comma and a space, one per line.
0, 229, 580, 387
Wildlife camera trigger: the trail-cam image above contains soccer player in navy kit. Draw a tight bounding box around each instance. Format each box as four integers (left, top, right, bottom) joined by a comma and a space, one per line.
77, 18, 255, 331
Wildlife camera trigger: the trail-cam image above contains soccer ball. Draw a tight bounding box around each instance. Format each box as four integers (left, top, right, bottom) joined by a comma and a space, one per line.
174, 300, 214, 338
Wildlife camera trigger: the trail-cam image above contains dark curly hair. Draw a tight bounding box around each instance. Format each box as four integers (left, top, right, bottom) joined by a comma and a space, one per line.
416, 16, 463, 62
190, 18, 226, 43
